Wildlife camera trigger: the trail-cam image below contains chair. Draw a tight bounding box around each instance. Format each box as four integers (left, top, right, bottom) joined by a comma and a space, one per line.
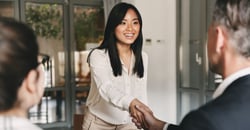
74, 114, 84, 130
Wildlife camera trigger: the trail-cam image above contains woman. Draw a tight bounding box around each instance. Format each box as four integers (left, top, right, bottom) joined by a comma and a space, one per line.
0, 16, 45, 130
82, 2, 150, 130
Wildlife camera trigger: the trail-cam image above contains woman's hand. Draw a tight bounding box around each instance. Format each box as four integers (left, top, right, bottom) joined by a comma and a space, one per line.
132, 105, 166, 130
129, 98, 152, 129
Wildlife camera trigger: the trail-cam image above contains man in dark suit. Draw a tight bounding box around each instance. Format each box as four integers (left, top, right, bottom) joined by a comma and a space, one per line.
132, 0, 250, 130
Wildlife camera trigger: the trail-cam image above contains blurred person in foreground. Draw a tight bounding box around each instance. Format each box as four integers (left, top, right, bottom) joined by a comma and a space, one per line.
133, 0, 250, 130
0, 16, 45, 130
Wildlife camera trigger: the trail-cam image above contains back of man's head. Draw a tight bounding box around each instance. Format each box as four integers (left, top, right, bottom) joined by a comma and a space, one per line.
213, 0, 250, 58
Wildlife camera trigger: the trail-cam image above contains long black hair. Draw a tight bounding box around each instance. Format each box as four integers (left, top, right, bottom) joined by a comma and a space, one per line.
90, 2, 144, 78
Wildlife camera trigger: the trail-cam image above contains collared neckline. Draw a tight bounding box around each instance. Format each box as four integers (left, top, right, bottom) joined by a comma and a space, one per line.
121, 52, 135, 75
120, 51, 134, 65
213, 67, 250, 99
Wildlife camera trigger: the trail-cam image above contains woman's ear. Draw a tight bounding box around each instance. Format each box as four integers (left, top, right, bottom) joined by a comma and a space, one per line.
17, 69, 41, 110
24, 69, 38, 94
21, 68, 44, 101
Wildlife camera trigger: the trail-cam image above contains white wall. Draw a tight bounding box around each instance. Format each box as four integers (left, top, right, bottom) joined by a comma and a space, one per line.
123, 0, 177, 124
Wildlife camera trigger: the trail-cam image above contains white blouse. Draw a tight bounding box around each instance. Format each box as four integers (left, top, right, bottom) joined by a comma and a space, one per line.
86, 49, 148, 124
0, 116, 42, 130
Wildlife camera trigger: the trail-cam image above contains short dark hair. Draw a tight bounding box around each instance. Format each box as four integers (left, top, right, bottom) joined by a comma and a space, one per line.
213, 0, 250, 57
0, 17, 39, 111
95, 2, 144, 78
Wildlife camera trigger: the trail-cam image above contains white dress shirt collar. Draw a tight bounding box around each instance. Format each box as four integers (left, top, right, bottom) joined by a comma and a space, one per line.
213, 67, 250, 99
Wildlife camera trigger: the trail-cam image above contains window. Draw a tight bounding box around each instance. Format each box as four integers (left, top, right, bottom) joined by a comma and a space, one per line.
0, 1, 14, 17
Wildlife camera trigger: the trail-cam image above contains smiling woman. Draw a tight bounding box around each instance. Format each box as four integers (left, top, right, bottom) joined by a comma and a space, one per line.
82, 2, 150, 130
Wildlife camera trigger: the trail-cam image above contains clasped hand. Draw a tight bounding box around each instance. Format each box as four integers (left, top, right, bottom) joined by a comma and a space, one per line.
129, 99, 152, 129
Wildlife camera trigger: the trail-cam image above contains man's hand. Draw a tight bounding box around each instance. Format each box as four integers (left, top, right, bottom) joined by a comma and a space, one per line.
132, 105, 166, 130
129, 99, 151, 129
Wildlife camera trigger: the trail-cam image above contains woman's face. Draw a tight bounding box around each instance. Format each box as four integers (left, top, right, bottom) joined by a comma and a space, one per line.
115, 9, 140, 46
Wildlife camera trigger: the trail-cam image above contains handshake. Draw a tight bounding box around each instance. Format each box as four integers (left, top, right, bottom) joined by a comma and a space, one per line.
129, 99, 166, 130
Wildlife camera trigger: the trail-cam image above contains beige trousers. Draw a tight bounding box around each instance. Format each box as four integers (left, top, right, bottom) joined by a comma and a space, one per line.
82, 109, 139, 130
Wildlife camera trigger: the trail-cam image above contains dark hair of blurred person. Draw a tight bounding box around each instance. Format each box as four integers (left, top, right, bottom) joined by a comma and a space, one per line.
0, 16, 45, 130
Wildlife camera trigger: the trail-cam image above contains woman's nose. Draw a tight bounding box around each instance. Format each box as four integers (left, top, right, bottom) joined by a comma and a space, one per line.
126, 24, 132, 31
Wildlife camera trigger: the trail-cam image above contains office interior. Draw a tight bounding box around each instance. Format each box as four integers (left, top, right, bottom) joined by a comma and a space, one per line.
0, 0, 221, 129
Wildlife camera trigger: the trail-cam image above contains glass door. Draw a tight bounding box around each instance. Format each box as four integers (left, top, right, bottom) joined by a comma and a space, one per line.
20, 0, 69, 128
70, 0, 104, 116
0, 0, 18, 18
177, 0, 218, 122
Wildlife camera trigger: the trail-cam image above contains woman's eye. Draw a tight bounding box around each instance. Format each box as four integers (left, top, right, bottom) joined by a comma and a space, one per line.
133, 21, 139, 25
120, 21, 126, 25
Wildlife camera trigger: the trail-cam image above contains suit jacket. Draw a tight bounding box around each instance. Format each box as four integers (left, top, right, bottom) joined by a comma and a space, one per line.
168, 75, 250, 130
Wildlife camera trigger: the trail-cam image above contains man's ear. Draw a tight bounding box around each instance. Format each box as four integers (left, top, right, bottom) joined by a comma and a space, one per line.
215, 26, 227, 53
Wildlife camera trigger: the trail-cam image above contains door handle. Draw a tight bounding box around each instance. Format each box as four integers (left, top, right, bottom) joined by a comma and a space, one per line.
196, 53, 202, 65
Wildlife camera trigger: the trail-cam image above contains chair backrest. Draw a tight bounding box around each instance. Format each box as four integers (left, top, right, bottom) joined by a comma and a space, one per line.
74, 114, 84, 130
